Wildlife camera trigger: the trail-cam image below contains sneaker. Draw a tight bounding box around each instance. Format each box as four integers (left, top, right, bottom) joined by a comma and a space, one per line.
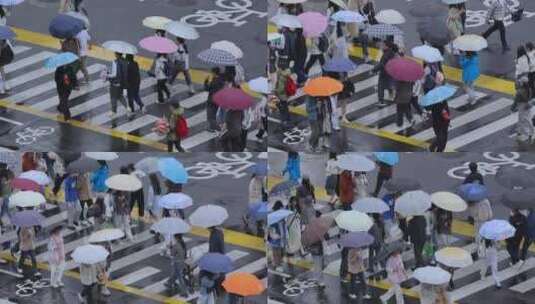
58, 281, 64, 287
16, 268, 22, 273
35, 271, 42, 277
349, 294, 357, 299
377, 101, 388, 107
101, 287, 111, 296
363, 294, 372, 299
51, 284, 58, 288
78, 293, 84, 302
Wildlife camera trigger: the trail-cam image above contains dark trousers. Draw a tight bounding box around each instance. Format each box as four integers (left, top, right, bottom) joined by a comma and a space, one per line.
207, 102, 219, 131
19, 250, 37, 272
157, 79, 170, 103
309, 120, 321, 149
304, 54, 325, 74
430, 124, 449, 152
127, 87, 144, 111
167, 139, 185, 152
256, 116, 268, 137
53, 173, 67, 195
410, 96, 423, 115
82, 283, 95, 304
377, 76, 392, 103
373, 173, 391, 197
240, 129, 248, 151
58, 90, 71, 120
130, 189, 144, 217
413, 241, 425, 267
79, 199, 92, 221
292, 60, 306, 84
221, 132, 242, 152
340, 247, 348, 279
350, 272, 368, 296
521, 237, 533, 260
277, 100, 291, 128
396, 103, 412, 126
353, 32, 369, 57
507, 239, 521, 264
482, 20, 508, 50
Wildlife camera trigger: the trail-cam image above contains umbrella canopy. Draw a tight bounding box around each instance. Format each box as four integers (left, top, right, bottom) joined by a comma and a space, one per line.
457, 183, 488, 202
44, 52, 78, 69
364, 24, 403, 39
418, 18, 450, 46
158, 193, 193, 210
135, 157, 159, 174
297, 12, 328, 38
502, 189, 535, 210
139, 36, 178, 54
213, 87, 254, 110
420, 85, 457, 107
453, 34, 488, 51
0, 26, 15, 40
385, 178, 421, 192
152, 217, 191, 234
64, 11, 90, 29
443, 0, 466, 4
323, 57, 358, 73
20, 170, 50, 185
0, 152, 20, 171
0, 0, 24, 5
211, 40, 243, 59
374, 152, 399, 166
331, 10, 367, 23
158, 157, 188, 184
165, 21, 199, 40
11, 178, 40, 192
495, 167, 535, 189
479, 219, 516, 241
248, 201, 270, 221
352, 197, 390, 214
339, 232, 374, 248
142, 16, 172, 30
270, 13, 302, 28
88, 228, 125, 243
303, 76, 343, 97
49, 14, 84, 39
102, 40, 138, 55
409, 0, 445, 17
411, 45, 444, 63
431, 191, 467, 212
277, 0, 307, 3
385, 57, 424, 82
336, 154, 375, 172
199, 253, 233, 273
72, 244, 109, 265
269, 180, 298, 196
395, 190, 432, 216
302, 216, 334, 247
376, 9, 406, 25
329, 0, 348, 9
249, 161, 268, 176
9, 191, 46, 208
435, 247, 473, 268
268, 209, 294, 226
84, 152, 118, 161
335, 210, 373, 232
222, 272, 265, 297
413, 266, 452, 285
197, 48, 238, 66
66, 158, 100, 174
105, 174, 142, 192
189, 205, 228, 228
11, 210, 45, 227
248, 77, 270, 94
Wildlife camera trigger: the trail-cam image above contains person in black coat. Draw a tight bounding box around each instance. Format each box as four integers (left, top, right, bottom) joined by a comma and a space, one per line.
54, 65, 74, 121
373, 41, 398, 107
208, 226, 225, 254
125, 54, 144, 113
408, 215, 427, 267
463, 162, 484, 185
221, 109, 244, 152
293, 28, 307, 85
506, 209, 527, 265
429, 101, 450, 152
204, 67, 225, 132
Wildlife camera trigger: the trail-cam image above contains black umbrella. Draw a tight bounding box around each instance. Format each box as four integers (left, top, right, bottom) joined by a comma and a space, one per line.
409, 0, 446, 18
67, 158, 100, 174
417, 17, 451, 46
57, 152, 82, 165
495, 167, 535, 189
502, 189, 535, 210
384, 177, 421, 192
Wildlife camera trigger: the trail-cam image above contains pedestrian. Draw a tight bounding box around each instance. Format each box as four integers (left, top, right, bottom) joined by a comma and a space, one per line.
304, 34, 326, 76
239, 104, 254, 151
168, 37, 195, 95
472, 197, 493, 259
330, 22, 349, 59
480, 238, 501, 288
373, 40, 397, 107
96, 242, 112, 297
380, 248, 407, 304
521, 208, 535, 262
0, 38, 13, 95
64, 174, 81, 230
166, 233, 188, 295
166, 102, 187, 152
434, 206, 453, 248
205, 67, 225, 132
285, 205, 302, 255
348, 0, 373, 63
153, 53, 171, 103
198, 270, 216, 304
446, 4, 463, 55
481, 0, 511, 53
339, 170, 355, 210
463, 162, 484, 184
305, 96, 321, 152
78, 263, 97, 304
394, 80, 415, 128
348, 248, 371, 299
325, 153, 339, 207
208, 226, 225, 254
408, 215, 427, 267
459, 51, 480, 106
17, 226, 40, 277
75, 27, 91, 85
268, 215, 287, 272
420, 283, 452, 304
293, 29, 307, 85
128, 164, 145, 223
274, 61, 293, 129
429, 101, 450, 152
382, 191, 401, 232
113, 191, 134, 242
60, 37, 80, 90
368, 213, 385, 276
91, 160, 109, 198
77, 172, 92, 223
254, 92, 268, 140
48, 226, 65, 288
373, 160, 393, 197
282, 151, 301, 185
54, 65, 74, 121
308, 237, 326, 287
506, 209, 527, 266
514, 50, 534, 142
0, 164, 12, 230
526, 42, 535, 96
106, 52, 129, 117
221, 109, 244, 152
124, 54, 145, 113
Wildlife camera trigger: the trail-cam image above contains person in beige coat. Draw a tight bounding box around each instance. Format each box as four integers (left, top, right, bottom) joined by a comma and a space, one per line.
348, 248, 371, 299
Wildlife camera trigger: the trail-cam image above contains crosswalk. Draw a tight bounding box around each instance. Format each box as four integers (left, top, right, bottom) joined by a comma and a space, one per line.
0, 42, 266, 151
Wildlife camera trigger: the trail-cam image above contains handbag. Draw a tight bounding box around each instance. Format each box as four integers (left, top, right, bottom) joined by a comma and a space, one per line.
512, 8, 524, 22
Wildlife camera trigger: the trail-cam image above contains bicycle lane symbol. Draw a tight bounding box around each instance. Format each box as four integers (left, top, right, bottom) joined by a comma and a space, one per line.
446, 152, 535, 180
186, 152, 256, 180
180, 0, 267, 28
15, 126, 55, 146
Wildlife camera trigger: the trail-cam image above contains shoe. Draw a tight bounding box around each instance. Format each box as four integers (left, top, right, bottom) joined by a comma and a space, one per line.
58, 282, 64, 287
35, 271, 42, 277
101, 287, 111, 296
496, 283, 502, 289
16, 268, 22, 273
349, 294, 357, 299
363, 294, 372, 299
78, 293, 84, 302
377, 101, 388, 107
51, 283, 58, 288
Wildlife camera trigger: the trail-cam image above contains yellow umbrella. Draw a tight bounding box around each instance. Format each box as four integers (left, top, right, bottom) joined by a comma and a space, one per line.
435, 247, 473, 268
303, 76, 343, 97
431, 191, 467, 212
142, 16, 172, 30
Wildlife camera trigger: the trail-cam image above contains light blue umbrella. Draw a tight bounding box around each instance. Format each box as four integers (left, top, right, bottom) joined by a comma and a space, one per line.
457, 183, 488, 202
268, 209, 293, 226
0, 26, 15, 39
323, 57, 358, 73
419, 85, 457, 107
158, 157, 188, 184
248, 161, 267, 176
249, 201, 270, 221
479, 219, 516, 241
44, 52, 78, 69
374, 152, 399, 166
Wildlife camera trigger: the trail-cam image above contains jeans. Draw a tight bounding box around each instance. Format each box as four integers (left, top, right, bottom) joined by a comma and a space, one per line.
413, 241, 425, 267
339, 247, 348, 279
482, 20, 508, 50
157, 79, 170, 103
240, 129, 248, 151
127, 87, 144, 111
377, 76, 392, 103
430, 124, 449, 152
109, 85, 127, 113
221, 132, 242, 152
19, 250, 37, 273
168, 260, 187, 289
304, 54, 325, 75
169, 67, 192, 86
256, 116, 268, 138
506, 239, 521, 264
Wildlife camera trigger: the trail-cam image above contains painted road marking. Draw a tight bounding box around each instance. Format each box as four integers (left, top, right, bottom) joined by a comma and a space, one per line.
0, 268, 23, 278
182, 131, 217, 150
5, 49, 48, 73
510, 274, 535, 293
32, 77, 108, 111
114, 115, 159, 133
230, 257, 266, 275
181, 91, 208, 109
116, 266, 161, 285
0, 116, 23, 126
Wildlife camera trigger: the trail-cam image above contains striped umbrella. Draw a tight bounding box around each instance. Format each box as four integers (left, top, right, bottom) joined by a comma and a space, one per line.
197, 48, 238, 66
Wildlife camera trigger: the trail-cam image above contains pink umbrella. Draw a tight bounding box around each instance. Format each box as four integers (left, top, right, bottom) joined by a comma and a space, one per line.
297, 12, 328, 38
385, 57, 424, 82
213, 87, 254, 110
139, 36, 178, 54
11, 178, 40, 192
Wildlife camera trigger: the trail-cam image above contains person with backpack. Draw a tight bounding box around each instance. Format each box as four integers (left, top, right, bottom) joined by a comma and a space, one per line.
125, 54, 145, 113
482, 0, 512, 53
166, 102, 187, 152
459, 51, 480, 106
154, 53, 171, 103
373, 40, 398, 107
304, 34, 327, 76
106, 52, 129, 117
54, 65, 75, 121
275, 62, 295, 129
0, 38, 13, 95
429, 100, 450, 152
168, 37, 195, 95
204, 67, 225, 132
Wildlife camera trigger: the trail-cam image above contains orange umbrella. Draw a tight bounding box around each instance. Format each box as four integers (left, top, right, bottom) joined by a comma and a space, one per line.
222, 272, 265, 297
303, 76, 343, 97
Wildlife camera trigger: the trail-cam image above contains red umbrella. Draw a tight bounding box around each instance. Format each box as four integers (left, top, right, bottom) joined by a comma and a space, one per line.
213, 87, 254, 110
11, 178, 41, 192
385, 57, 424, 81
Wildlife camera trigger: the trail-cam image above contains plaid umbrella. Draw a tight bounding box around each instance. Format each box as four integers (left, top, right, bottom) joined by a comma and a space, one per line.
364, 24, 403, 39
302, 216, 334, 247
323, 57, 358, 73
385, 177, 421, 192
418, 18, 450, 46
197, 48, 238, 66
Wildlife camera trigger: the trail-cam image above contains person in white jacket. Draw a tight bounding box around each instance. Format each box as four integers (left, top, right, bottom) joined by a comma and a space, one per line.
154, 54, 171, 103
480, 238, 501, 288
168, 38, 195, 95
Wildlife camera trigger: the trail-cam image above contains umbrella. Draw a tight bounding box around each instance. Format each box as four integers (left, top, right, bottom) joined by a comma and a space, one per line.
419, 85, 457, 107
297, 12, 328, 38
364, 24, 403, 39
142, 16, 172, 30
9, 191, 46, 208
10, 210, 45, 227
20, 170, 50, 185
105, 174, 142, 192
213, 87, 254, 110
11, 178, 40, 192
88, 228, 125, 243
452, 34, 488, 52
269, 180, 297, 196
502, 189, 535, 210
67, 158, 100, 174
395, 190, 432, 216
152, 217, 191, 234
376, 9, 406, 25
302, 216, 334, 247
411, 45, 444, 63
431, 191, 467, 212
56, 152, 81, 165
84, 152, 118, 161
339, 232, 374, 248
377, 240, 407, 261
352, 197, 390, 214
248, 201, 270, 221
495, 167, 535, 189
442, 0, 466, 4
329, 0, 348, 9
135, 157, 160, 174
277, 0, 307, 3
0, 26, 15, 40
268, 209, 294, 226
189, 205, 229, 228
248, 77, 270, 94
222, 273, 265, 297
385, 57, 424, 82
249, 161, 268, 176
457, 183, 488, 202
211, 40, 243, 59
385, 178, 421, 192
158, 157, 188, 184
413, 266, 451, 285
331, 10, 367, 23
44, 52, 78, 69
335, 210, 373, 232
102, 40, 138, 55
479, 219, 516, 241
199, 253, 233, 273
197, 48, 238, 66
64, 11, 90, 29
71, 244, 109, 264
409, 1, 445, 17
418, 18, 450, 46
49, 14, 84, 39
336, 154, 375, 172
165, 21, 199, 40
435, 247, 473, 268
374, 152, 399, 166
303, 77, 343, 97
270, 14, 302, 28
139, 36, 178, 54
267, 32, 283, 44
0, 0, 24, 5
323, 57, 358, 73
158, 193, 193, 210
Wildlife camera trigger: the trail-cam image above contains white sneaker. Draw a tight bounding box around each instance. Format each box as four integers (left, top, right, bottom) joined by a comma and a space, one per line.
78, 293, 84, 303
51, 283, 58, 288
363, 294, 372, 299
58, 281, 64, 287
349, 294, 357, 299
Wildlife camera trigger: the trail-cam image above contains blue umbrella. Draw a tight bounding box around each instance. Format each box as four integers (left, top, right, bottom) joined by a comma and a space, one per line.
269, 180, 298, 196
268, 209, 293, 226
457, 183, 488, 202
479, 219, 516, 241
323, 57, 358, 73
0, 26, 15, 40
158, 157, 188, 184
248, 161, 267, 177
199, 253, 233, 273
419, 85, 457, 107
249, 201, 270, 221
49, 14, 85, 39
374, 152, 399, 166
44, 52, 78, 69
11, 210, 45, 227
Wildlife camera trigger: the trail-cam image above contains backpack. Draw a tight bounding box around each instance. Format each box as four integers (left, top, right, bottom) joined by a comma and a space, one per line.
175, 115, 189, 139
285, 75, 297, 97
0, 43, 13, 66
318, 34, 329, 53
423, 64, 439, 92
163, 59, 173, 78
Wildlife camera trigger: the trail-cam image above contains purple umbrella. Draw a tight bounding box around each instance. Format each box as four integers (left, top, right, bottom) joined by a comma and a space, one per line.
386, 57, 424, 82
199, 253, 233, 273
323, 57, 358, 73
11, 210, 45, 227
297, 12, 328, 38
213, 87, 254, 110
339, 232, 374, 249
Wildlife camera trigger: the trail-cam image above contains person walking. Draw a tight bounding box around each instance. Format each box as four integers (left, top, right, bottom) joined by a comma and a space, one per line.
205, 67, 225, 132
75, 27, 91, 85
198, 270, 216, 304
460, 51, 480, 106
325, 153, 339, 206
168, 38, 195, 95
380, 248, 408, 304
408, 215, 427, 267
208, 226, 225, 254
154, 53, 170, 103
106, 52, 129, 117
463, 162, 484, 184
308, 237, 326, 287
293, 29, 307, 85
77, 172, 92, 225
54, 65, 75, 120
305, 96, 322, 152
268, 214, 287, 272
429, 101, 450, 152
0, 38, 13, 95
48, 226, 65, 288
113, 191, 134, 242
125, 54, 144, 113
373, 161, 393, 197
368, 214, 385, 276
274, 62, 293, 129
481, 0, 511, 53
506, 209, 527, 266
304, 35, 326, 76
520, 208, 535, 262
434, 206, 453, 248
166, 102, 187, 152
446, 4, 463, 55
394, 80, 415, 128
348, 248, 371, 299
18, 226, 40, 277
373, 41, 398, 107
221, 109, 244, 152
480, 238, 501, 288
128, 164, 145, 224
296, 176, 316, 225
282, 151, 301, 185
64, 174, 81, 230
339, 170, 355, 210
78, 263, 97, 304
166, 233, 188, 296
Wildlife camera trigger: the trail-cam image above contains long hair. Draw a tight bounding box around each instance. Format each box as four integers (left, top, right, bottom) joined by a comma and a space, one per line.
149, 173, 161, 195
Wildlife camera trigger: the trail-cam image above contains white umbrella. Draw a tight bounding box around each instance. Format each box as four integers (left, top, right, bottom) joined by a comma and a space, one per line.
105, 174, 142, 192
84, 152, 118, 161
335, 210, 373, 232
165, 21, 200, 40
189, 205, 229, 228
211, 40, 243, 59
71, 244, 109, 265
452, 34, 488, 52
479, 219, 516, 241
329, 0, 348, 9
376, 9, 406, 25
158, 193, 193, 210
134, 157, 159, 174
435, 247, 473, 268
277, 0, 307, 3
413, 266, 451, 285
331, 10, 367, 23
19, 170, 50, 185
248, 77, 270, 94
351, 197, 389, 214
442, 0, 466, 4
336, 154, 375, 172
9, 191, 46, 208
395, 190, 432, 216
431, 191, 467, 212
142, 16, 172, 30
64, 11, 90, 29
102, 40, 138, 55
270, 14, 302, 28
411, 45, 444, 63
88, 228, 125, 243
152, 217, 191, 234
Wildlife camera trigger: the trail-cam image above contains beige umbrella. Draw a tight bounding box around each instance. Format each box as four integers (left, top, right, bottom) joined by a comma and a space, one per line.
105, 174, 142, 192
335, 210, 373, 232
142, 16, 172, 30
84, 152, 118, 161
431, 191, 467, 212
88, 228, 125, 243
376, 9, 406, 25
452, 34, 488, 51
435, 247, 473, 268
9, 191, 46, 208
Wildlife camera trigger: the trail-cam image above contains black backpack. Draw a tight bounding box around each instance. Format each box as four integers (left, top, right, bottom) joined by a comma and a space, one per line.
423, 64, 438, 93
0, 43, 14, 66
318, 34, 329, 53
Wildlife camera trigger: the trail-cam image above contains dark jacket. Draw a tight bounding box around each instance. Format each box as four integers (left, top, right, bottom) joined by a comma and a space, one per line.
463, 172, 484, 185
408, 216, 427, 246
507, 212, 527, 244
373, 48, 396, 79
225, 110, 243, 137
205, 75, 226, 104
208, 228, 225, 254
394, 81, 413, 104
294, 33, 307, 66
126, 60, 141, 90
54, 66, 74, 95
431, 102, 450, 129
527, 211, 535, 239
